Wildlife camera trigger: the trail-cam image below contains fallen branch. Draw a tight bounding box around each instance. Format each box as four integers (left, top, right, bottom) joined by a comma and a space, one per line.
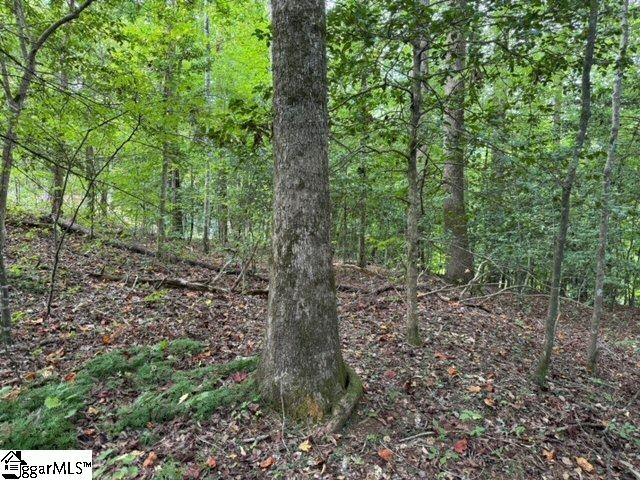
46, 216, 250, 274
88, 272, 229, 294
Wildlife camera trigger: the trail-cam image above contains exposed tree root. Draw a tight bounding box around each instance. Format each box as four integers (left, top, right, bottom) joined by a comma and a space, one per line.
316, 365, 363, 437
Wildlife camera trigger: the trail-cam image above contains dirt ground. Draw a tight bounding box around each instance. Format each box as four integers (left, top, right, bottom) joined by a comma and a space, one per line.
1, 218, 639, 479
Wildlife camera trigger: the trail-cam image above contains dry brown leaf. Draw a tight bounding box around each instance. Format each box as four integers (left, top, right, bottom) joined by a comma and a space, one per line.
64, 372, 77, 382
259, 456, 275, 470
143, 451, 158, 468
467, 385, 482, 393
453, 438, 468, 454
206, 457, 217, 469
575, 457, 594, 473
484, 397, 495, 407
542, 449, 556, 462
447, 366, 458, 376
377, 448, 393, 462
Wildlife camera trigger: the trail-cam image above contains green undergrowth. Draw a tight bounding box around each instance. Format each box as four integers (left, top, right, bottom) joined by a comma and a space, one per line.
0, 338, 258, 449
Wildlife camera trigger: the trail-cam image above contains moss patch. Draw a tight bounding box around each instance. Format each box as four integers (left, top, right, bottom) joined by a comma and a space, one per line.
0, 339, 257, 449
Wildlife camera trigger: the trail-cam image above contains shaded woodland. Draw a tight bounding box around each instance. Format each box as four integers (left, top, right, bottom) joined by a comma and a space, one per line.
0, 0, 639, 478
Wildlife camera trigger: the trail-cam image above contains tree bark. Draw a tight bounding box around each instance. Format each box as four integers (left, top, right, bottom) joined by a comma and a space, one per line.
535, 0, 599, 385
171, 166, 183, 238
202, 4, 213, 254
157, 139, 170, 256
406, 30, 427, 346
442, 0, 473, 285
257, 0, 353, 421
587, 0, 628, 374
218, 167, 228, 246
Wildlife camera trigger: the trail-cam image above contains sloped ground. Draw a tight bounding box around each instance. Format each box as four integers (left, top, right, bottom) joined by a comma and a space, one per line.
1, 217, 638, 479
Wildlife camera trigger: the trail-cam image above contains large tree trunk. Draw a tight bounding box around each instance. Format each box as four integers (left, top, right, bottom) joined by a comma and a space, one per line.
587, 0, 628, 373
442, 0, 473, 285
257, 0, 352, 421
535, 0, 599, 385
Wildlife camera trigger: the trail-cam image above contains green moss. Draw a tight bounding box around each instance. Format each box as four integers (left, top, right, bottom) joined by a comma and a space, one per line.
85, 351, 130, 379
116, 359, 259, 431
0, 378, 92, 449
167, 338, 204, 357
134, 361, 173, 387
1, 341, 258, 447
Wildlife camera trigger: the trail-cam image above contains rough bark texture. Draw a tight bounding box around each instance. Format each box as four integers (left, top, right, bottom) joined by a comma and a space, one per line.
535, 0, 599, 385
257, 0, 349, 421
406, 37, 425, 346
442, 0, 473, 285
587, 0, 627, 374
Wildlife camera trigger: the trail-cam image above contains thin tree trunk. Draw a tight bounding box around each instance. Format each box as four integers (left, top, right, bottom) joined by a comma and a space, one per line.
202, 3, 213, 254
85, 145, 96, 236
357, 167, 367, 268
406, 29, 427, 346
535, 0, 599, 385
442, 0, 473, 284
157, 141, 169, 256
203, 159, 212, 253
171, 166, 183, 237
587, 0, 628, 373
218, 167, 228, 246
257, 0, 356, 421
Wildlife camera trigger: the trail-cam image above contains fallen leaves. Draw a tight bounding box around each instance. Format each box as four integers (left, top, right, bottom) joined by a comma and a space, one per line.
64, 372, 77, 382
142, 451, 158, 468
542, 449, 556, 462
575, 457, 594, 474
467, 385, 482, 393
447, 366, 458, 376
298, 439, 312, 453
377, 448, 393, 462
259, 456, 275, 470
453, 438, 468, 454
206, 457, 217, 469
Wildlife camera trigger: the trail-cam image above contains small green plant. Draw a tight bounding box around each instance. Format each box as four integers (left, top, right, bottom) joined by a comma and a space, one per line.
143, 289, 168, 303
155, 459, 184, 480
458, 410, 483, 422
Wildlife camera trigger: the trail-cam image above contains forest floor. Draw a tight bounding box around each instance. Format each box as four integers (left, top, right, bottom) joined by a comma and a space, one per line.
1, 215, 639, 480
